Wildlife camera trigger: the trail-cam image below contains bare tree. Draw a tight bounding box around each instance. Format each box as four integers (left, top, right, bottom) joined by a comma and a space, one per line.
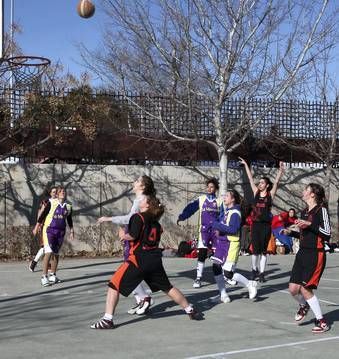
79, 0, 336, 193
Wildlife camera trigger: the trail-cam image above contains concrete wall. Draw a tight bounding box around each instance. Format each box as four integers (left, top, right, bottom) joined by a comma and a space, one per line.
0, 164, 338, 257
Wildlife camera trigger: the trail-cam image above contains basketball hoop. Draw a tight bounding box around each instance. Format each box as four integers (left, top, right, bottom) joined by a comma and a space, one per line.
6, 55, 50, 89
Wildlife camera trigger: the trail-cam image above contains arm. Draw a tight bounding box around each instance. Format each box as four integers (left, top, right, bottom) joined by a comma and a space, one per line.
296, 207, 331, 241
177, 199, 199, 222
67, 208, 74, 240
110, 198, 141, 225
212, 212, 241, 235
270, 161, 285, 199
238, 157, 257, 195
33, 201, 51, 235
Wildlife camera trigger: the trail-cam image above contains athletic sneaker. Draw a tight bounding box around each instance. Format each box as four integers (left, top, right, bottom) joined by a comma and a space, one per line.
225, 277, 237, 286
127, 302, 141, 315
312, 318, 329, 333
41, 276, 50, 287
193, 278, 202, 288
136, 297, 152, 315
247, 280, 258, 299
90, 318, 114, 329
258, 272, 266, 283
48, 274, 61, 284
295, 304, 310, 322
187, 307, 204, 320
29, 260, 37, 272
221, 293, 231, 303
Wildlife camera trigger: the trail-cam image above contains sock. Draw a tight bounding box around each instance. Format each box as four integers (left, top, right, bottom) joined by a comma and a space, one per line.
197, 261, 204, 278
103, 313, 113, 321
34, 247, 45, 262
214, 274, 226, 297
259, 255, 267, 273
292, 294, 307, 306
133, 282, 148, 302
307, 295, 323, 320
184, 305, 193, 313
251, 255, 259, 271
233, 272, 249, 287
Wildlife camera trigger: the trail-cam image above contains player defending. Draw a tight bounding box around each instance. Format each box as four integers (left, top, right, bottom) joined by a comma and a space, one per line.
285, 183, 330, 333
33, 186, 74, 286
210, 189, 257, 302
90, 195, 203, 329
177, 178, 222, 288
239, 158, 284, 282
29, 186, 57, 272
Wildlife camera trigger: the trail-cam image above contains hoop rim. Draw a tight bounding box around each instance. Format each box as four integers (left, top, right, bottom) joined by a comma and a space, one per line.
6, 55, 51, 67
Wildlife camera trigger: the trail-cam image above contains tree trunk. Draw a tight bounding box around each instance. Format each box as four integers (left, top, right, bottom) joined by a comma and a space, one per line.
218, 149, 228, 196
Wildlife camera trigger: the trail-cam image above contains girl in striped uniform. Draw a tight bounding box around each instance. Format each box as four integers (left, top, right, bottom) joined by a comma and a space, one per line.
286, 183, 331, 333
210, 189, 257, 303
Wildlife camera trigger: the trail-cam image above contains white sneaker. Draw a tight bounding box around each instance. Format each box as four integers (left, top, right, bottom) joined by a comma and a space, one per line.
221, 293, 231, 303
247, 280, 257, 299
48, 274, 61, 284
41, 276, 50, 287
127, 302, 141, 315
225, 277, 237, 286
193, 278, 202, 288
136, 297, 152, 315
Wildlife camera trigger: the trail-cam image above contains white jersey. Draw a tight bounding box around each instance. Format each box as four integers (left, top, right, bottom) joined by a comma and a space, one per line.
110, 194, 145, 225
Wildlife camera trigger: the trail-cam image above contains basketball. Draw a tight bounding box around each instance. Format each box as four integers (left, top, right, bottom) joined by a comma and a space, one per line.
77, 0, 95, 19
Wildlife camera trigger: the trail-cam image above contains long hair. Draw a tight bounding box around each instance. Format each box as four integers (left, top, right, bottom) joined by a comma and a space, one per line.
141, 175, 157, 196
308, 183, 327, 207
226, 189, 247, 224
146, 196, 165, 220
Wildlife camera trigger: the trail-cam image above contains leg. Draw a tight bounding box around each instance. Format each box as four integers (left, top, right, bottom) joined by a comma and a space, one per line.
90, 287, 118, 329
193, 247, 208, 288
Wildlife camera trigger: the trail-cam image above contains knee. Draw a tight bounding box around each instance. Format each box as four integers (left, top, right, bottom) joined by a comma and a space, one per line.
224, 270, 234, 280
289, 283, 299, 296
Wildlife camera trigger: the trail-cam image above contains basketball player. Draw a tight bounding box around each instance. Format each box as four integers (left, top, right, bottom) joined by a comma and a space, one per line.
97, 175, 156, 315
91, 195, 203, 329
29, 186, 57, 272
33, 186, 74, 286
177, 178, 222, 288
239, 158, 284, 282
210, 189, 257, 302
285, 183, 330, 333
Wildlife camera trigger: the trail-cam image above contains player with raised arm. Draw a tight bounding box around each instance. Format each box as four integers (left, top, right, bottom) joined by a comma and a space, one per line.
238, 158, 284, 282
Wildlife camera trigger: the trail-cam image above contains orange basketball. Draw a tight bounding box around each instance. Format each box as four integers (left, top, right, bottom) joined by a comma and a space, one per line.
77, 0, 95, 19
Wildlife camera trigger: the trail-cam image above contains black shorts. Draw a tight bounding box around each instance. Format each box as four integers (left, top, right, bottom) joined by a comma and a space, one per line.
289, 248, 326, 289
108, 251, 173, 296
251, 222, 271, 255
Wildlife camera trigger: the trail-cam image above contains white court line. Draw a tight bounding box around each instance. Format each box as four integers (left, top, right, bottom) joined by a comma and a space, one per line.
185, 336, 339, 359
278, 290, 338, 306
322, 278, 339, 282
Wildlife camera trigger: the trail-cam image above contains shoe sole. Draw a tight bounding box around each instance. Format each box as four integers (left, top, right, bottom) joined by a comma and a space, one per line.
312, 327, 330, 334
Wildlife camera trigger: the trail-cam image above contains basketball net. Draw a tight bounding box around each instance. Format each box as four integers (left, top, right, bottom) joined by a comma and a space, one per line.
6, 55, 50, 90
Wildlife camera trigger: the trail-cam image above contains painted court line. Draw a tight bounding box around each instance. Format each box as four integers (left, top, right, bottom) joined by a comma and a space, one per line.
278, 290, 338, 306
185, 336, 339, 359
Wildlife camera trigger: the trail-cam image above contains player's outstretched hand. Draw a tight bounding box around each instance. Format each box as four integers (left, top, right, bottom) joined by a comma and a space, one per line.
176, 219, 181, 226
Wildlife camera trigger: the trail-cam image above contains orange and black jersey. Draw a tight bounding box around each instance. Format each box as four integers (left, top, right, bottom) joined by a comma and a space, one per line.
291, 205, 331, 250
128, 212, 162, 254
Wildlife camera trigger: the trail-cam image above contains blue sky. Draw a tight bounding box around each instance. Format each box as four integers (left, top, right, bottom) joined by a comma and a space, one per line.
3, 0, 104, 82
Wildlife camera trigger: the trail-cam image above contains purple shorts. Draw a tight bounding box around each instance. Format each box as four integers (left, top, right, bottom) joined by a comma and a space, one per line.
46, 228, 65, 254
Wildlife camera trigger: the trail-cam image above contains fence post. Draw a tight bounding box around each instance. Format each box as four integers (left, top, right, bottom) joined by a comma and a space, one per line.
4, 180, 7, 255
99, 181, 102, 255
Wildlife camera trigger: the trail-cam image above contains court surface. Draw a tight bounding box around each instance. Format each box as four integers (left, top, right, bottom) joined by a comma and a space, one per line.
0, 253, 338, 359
